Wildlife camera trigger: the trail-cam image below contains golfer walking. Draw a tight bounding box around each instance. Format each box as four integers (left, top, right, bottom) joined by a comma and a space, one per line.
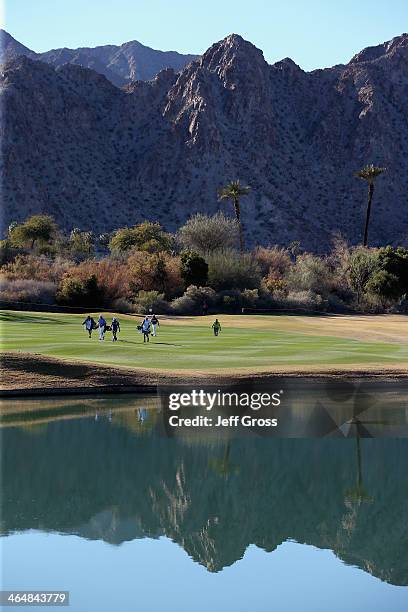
82, 315, 96, 339
111, 317, 120, 342
98, 314, 106, 341
212, 319, 222, 336
141, 317, 151, 343
151, 314, 160, 337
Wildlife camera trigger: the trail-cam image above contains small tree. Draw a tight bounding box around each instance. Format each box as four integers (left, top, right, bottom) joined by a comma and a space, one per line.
355, 164, 386, 247
218, 180, 250, 253
9, 215, 57, 251
178, 212, 239, 253
180, 252, 208, 287
109, 222, 172, 253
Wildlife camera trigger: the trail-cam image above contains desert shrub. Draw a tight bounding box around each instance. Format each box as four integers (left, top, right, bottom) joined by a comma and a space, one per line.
170, 294, 196, 315
284, 290, 326, 311
287, 253, 333, 296
263, 274, 289, 295
0, 240, 19, 265
347, 247, 380, 300
377, 246, 408, 297
98, 233, 111, 250
111, 297, 135, 313
0, 278, 57, 304
326, 293, 353, 313
356, 292, 389, 313
253, 246, 291, 277
220, 291, 241, 310
68, 229, 95, 260
56, 274, 102, 307
365, 270, 401, 301
241, 288, 259, 306
1, 254, 70, 283
109, 222, 172, 253
394, 294, 408, 314
127, 251, 183, 299
178, 212, 239, 253
218, 288, 260, 311
206, 249, 261, 291
180, 251, 208, 287
171, 285, 217, 315
133, 290, 169, 314
163, 255, 184, 297
61, 258, 132, 306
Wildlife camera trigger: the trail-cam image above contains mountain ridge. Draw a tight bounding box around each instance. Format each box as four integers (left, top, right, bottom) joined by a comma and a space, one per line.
1, 31, 407, 250
0, 29, 198, 86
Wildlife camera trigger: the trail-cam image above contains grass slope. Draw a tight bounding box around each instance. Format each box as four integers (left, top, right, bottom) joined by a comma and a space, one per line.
1, 310, 407, 373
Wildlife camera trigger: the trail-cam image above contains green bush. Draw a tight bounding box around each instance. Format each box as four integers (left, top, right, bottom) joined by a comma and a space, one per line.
109, 222, 172, 253
69, 230, 95, 260
133, 290, 169, 314
347, 247, 380, 300
56, 274, 102, 307
378, 246, 408, 297
206, 249, 261, 291
171, 286, 217, 315
288, 253, 332, 296
365, 270, 401, 300
180, 252, 208, 287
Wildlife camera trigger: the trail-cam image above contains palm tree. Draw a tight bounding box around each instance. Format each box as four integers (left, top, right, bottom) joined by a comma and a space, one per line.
218, 180, 250, 253
355, 164, 386, 247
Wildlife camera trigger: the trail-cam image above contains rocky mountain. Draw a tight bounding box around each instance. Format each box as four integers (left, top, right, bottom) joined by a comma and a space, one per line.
0, 29, 198, 86
1, 32, 407, 250
0, 29, 32, 61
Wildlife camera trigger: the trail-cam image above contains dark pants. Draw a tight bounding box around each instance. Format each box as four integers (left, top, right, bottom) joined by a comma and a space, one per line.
143, 332, 150, 343
88, 329, 92, 338
213, 328, 219, 336
112, 331, 118, 341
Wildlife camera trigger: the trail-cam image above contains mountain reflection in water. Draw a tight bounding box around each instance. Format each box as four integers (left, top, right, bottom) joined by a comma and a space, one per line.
1, 394, 408, 587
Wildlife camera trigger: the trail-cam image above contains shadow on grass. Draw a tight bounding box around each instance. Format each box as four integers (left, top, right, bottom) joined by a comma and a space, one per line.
0, 312, 69, 325
119, 340, 179, 347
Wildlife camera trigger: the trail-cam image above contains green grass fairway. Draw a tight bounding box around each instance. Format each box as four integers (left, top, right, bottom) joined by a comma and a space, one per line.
1, 310, 407, 374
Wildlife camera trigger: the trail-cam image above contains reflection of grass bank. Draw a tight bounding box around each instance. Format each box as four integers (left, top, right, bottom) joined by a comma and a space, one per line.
2, 386, 407, 439
0, 395, 158, 428
1, 311, 408, 382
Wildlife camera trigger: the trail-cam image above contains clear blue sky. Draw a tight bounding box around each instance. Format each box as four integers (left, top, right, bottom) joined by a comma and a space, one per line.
4, 0, 408, 70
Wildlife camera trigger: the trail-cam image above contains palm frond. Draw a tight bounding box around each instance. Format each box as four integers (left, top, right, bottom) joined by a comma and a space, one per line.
355, 164, 386, 182
218, 180, 251, 201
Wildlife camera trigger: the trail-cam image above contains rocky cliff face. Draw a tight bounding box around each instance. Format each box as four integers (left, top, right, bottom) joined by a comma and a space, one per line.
0, 29, 198, 86
1, 32, 407, 250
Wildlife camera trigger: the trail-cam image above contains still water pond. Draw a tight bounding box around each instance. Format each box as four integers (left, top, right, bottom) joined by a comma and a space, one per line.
1, 390, 408, 611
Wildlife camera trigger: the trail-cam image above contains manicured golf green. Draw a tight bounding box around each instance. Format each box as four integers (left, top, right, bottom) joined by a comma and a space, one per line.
1, 310, 407, 373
